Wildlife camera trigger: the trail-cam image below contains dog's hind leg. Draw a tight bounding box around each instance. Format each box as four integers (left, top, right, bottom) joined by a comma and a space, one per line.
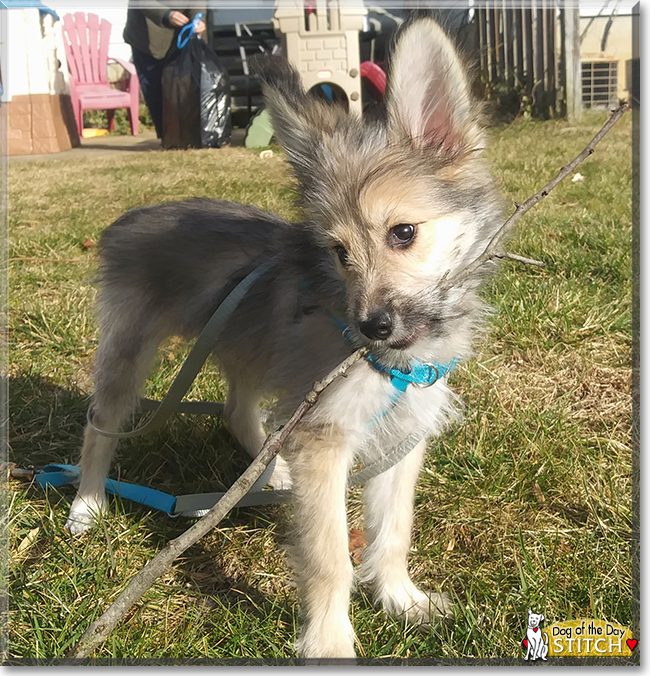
358, 439, 453, 625
66, 315, 164, 535
223, 380, 292, 489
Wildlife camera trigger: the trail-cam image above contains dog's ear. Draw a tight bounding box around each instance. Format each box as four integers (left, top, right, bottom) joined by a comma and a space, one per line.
385, 18, 483, 158
528, 609, 533, 615
251, 54, 347, 183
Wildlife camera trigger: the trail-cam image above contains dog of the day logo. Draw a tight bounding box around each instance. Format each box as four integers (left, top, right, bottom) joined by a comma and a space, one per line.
522, 611, 637, 659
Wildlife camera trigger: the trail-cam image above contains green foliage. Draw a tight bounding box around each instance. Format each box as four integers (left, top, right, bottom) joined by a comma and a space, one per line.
481, 78, 559, 121
83, 104, 154, 135
6, 112, 633, 660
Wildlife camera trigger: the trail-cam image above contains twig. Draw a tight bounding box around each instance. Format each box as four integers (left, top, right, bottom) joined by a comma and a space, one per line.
8, 256, 83, 264
70, 347, 368, 659
497, 252, 546, 268
445, 103, 629, 289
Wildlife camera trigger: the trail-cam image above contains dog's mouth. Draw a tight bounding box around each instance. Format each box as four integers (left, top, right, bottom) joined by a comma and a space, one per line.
385, 325, 424, 351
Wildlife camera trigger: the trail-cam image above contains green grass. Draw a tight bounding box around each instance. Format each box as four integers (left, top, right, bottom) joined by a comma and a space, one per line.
5, 111, 633, 661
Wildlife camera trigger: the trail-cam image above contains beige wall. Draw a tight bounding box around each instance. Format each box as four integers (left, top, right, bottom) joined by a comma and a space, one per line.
580, 14, 633, 102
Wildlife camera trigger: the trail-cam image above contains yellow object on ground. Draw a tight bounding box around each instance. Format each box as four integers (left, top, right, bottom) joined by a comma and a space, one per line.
82, 128, 109, 138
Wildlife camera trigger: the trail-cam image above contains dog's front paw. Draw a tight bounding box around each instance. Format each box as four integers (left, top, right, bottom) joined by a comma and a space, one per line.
380, 582, 453, 627
402, 589, 453, 627
296, 620, 356, 659
268, 455, 293, 490
65, 495, 107, 535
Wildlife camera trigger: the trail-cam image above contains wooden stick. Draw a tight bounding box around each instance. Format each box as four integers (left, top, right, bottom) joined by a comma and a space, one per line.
70, 347, 368, 659
445, 103, 629, 288
8, 256, 83, 264
497, 252, 546, 267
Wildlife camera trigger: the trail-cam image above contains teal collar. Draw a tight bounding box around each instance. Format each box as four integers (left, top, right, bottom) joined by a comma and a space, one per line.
365, 352, 459, 393
332, 317, 459, 402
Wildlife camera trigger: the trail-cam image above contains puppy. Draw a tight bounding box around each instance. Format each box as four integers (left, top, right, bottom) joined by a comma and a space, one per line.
66, 18, 502, 658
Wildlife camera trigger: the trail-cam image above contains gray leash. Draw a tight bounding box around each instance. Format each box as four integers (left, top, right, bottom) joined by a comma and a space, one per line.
86, 262, 425, 518
174, 431, 426, 518
87, 262, 273, 440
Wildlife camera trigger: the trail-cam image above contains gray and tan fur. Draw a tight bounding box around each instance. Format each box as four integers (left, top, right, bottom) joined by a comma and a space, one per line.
66, 18, 502, 658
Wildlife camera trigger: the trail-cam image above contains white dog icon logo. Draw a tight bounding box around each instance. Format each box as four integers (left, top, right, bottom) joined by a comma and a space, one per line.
524, 609, 549, 661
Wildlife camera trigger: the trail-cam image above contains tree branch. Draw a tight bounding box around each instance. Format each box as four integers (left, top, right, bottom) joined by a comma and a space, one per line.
496, 252, 546, 267
8, 257, 83, 264
445, 103, 629, 289
70, 347, 368, 659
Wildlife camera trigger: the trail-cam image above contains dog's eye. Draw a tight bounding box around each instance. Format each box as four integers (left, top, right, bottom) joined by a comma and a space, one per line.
389, 224, 416, 248
333, 245, 349, 267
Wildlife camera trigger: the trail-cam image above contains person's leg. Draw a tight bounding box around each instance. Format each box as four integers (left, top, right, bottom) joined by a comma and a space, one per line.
130, 48, 165, 138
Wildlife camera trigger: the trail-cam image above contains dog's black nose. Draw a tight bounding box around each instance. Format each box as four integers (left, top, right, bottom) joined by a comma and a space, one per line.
359, 311, 393, 341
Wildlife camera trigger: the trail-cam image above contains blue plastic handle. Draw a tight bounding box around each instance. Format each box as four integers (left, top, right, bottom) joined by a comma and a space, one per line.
35, 463, 178, 515
177, 11, 205, 50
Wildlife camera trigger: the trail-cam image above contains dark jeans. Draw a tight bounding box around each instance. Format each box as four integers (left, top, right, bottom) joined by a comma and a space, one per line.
131, 48, 166, 138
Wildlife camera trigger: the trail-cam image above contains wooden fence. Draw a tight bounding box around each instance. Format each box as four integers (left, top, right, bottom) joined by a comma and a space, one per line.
475, 1, 570, 118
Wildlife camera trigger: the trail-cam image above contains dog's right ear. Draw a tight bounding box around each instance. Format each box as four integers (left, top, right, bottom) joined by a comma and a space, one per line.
251, 55, 346, 184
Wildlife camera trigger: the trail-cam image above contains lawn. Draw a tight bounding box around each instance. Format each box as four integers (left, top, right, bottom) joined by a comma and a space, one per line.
4, 110, 634, 662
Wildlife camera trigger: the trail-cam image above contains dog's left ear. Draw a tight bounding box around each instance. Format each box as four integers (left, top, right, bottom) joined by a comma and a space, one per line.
386, 18, 483, 158
251, 54, 347, 186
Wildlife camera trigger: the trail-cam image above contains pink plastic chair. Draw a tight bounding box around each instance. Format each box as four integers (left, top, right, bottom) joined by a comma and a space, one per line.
61, 12, 139, 136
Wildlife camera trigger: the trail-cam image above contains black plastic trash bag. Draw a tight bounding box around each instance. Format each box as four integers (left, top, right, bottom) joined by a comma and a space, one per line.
162, 35, 232, 149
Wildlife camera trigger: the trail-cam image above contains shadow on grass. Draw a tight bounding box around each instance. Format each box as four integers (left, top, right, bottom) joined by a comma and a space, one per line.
8, 374, 296, 650
78, 138, 163, 153
8, 373, 287, 531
